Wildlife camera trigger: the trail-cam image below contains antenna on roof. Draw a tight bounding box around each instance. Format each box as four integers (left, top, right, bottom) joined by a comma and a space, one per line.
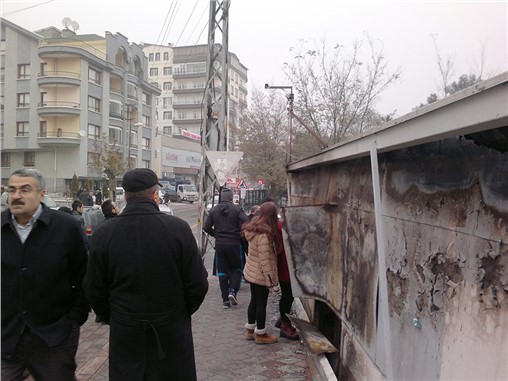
70, 20, 80, 32
62, 17, 72, 29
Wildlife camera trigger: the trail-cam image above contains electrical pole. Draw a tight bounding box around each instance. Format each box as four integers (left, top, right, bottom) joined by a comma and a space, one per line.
199, 0, 230, 256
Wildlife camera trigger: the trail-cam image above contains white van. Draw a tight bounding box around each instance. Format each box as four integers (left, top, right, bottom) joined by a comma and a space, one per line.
115, 187, 125, 203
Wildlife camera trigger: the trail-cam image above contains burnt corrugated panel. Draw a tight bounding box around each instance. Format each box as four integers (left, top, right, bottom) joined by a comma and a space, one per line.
285, 132, 508, 380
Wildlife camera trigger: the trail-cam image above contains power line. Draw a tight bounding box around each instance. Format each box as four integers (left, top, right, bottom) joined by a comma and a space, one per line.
2, 0, 56, 16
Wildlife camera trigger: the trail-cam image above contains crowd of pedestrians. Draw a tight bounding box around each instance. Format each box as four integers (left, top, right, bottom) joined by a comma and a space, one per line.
1, 167, 299, 380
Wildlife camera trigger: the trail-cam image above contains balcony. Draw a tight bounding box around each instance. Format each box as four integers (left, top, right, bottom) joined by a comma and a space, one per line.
172, 102, 203, 110
37, 71, 81, 87
37, 101, 81, 116
37, 130, 81, 146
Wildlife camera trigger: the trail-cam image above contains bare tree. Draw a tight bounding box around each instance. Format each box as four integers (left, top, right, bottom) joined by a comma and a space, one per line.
431, 33, 456, 98
89, 133, 126, 198
283, 34, 400, 146
238, 87, 288, 197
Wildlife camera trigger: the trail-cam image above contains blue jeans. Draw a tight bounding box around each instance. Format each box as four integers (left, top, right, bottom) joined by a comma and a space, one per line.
1, 322, 80, 381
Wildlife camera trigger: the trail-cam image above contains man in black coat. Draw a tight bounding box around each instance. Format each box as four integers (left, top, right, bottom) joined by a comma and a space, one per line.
1, 168, 89, 381
84, 168, 208, 381
204, 187, 249, 309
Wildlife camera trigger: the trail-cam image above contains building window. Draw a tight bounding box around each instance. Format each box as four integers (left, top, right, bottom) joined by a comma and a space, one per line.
155, 53, 160, 61
1, 152, 10, 167
142, 137, 150, 150
163, 111, 172, 120
163, 52, 169, 61
142, 160, 150, 168
129, 131, 137, 148
163, 82, 172, 90
149, 53, 154, 61
163, 66, 172, 75
16, 122, 29, 136
17, 93, 30, 107
88, 124, 101, 139
163, 126, 172, 135
194, 82, 204, 89
178, 112, 186, 119
24, 151, 35, 167
178, 82, 186, 90
88, 96, 101, 112
149, 68, 158, 76
142, 115, 151, 127
142, 92, 152, 105
18, 64, 30, 79
39, 121, 47, 137
163, 97, 172, 107
129, 156, 136, 169
88, 67, 101, 85
109, 126, 123, 144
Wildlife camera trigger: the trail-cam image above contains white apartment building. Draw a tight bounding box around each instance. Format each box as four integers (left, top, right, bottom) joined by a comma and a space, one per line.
142, 43, 248, 184
1, 18, 160, 193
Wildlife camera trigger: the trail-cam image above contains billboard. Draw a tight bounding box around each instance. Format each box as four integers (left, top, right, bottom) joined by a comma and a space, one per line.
161, 147, 201, 169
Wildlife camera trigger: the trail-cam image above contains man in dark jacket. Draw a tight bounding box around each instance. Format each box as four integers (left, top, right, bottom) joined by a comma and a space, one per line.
204, 187, 249, 309
1, 168, 89, 381
83, 168, 208, 381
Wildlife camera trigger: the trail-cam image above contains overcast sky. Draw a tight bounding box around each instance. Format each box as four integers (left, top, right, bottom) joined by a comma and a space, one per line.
2, 0, 507, 116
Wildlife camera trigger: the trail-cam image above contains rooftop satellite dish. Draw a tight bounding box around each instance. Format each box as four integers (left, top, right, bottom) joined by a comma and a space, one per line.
62, 17, 72, 29
70, 21, 80, 32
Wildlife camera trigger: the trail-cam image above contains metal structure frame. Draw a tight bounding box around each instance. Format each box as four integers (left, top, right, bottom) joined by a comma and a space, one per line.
198, 0, 230, 256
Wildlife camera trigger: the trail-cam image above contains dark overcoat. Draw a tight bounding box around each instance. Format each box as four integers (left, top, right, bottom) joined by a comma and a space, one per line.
83, 199, 208, 381
1, 203, 90, 357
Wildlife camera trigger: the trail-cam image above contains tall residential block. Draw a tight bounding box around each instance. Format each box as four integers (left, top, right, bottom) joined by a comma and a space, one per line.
142, 43, 248, 184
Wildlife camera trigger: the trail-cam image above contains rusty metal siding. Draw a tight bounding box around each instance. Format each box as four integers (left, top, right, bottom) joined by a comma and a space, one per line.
284, 132, 508, 380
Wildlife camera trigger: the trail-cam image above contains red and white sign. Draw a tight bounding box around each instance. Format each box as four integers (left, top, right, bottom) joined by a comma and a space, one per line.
181, 130, 201, 141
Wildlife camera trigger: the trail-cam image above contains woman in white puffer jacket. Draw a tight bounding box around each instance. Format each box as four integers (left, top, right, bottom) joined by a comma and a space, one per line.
242, 202, 281, 344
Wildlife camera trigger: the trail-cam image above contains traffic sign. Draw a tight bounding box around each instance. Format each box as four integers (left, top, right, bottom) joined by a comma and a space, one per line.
238, 178, 247, 189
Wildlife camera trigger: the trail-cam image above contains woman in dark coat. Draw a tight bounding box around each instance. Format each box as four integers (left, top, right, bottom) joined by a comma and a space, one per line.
84, 168, 208, 381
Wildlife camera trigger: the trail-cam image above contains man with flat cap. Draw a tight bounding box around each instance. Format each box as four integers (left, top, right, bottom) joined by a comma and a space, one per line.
83, 168, 208, 381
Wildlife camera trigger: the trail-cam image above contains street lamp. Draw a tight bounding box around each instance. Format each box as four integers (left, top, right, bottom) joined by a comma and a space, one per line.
264, 83, 294, 162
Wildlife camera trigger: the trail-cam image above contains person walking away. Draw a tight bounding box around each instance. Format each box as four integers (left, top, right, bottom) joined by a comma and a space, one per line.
100, 199, 119, 219
83, 168, 208, 381
79, 189, 93, 207
262, 198, 299, 340
242, 202, 281, 344
95, 189, 103, 205
1, 168, 89, 381
163, 191, 170, 205
204, 187, 249, 309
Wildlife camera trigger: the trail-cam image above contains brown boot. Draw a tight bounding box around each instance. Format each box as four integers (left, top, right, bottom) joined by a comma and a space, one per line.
255, 328, 278, 344
245, 329, 255, 340
245, 323, 256, 340
280, 321, 299, 340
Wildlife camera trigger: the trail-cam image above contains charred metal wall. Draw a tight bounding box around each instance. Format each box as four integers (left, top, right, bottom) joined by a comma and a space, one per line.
284, 131, 508, 380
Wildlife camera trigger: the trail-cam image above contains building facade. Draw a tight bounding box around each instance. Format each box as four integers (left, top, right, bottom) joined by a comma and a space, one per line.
1, 18, 160, 193
142, 43, 248, 184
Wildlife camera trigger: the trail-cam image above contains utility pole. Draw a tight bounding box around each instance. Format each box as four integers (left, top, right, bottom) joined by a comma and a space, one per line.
199, 0, 230, 256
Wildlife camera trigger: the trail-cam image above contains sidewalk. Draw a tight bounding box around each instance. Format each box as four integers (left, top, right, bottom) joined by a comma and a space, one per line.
63, 250, 321, 381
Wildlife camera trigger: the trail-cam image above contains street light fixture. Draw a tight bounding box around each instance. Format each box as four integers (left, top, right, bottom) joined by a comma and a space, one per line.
264, 83, 294, 162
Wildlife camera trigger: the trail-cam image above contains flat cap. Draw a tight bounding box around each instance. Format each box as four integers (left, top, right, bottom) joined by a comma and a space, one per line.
122, 168, 162, 192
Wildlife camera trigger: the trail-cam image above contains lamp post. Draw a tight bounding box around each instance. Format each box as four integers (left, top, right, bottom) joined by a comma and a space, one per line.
264, 84, 293, 162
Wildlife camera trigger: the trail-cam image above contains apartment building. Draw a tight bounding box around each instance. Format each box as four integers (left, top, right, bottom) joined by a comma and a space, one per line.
0, 18, 160, 193
142, 43, 248, 183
